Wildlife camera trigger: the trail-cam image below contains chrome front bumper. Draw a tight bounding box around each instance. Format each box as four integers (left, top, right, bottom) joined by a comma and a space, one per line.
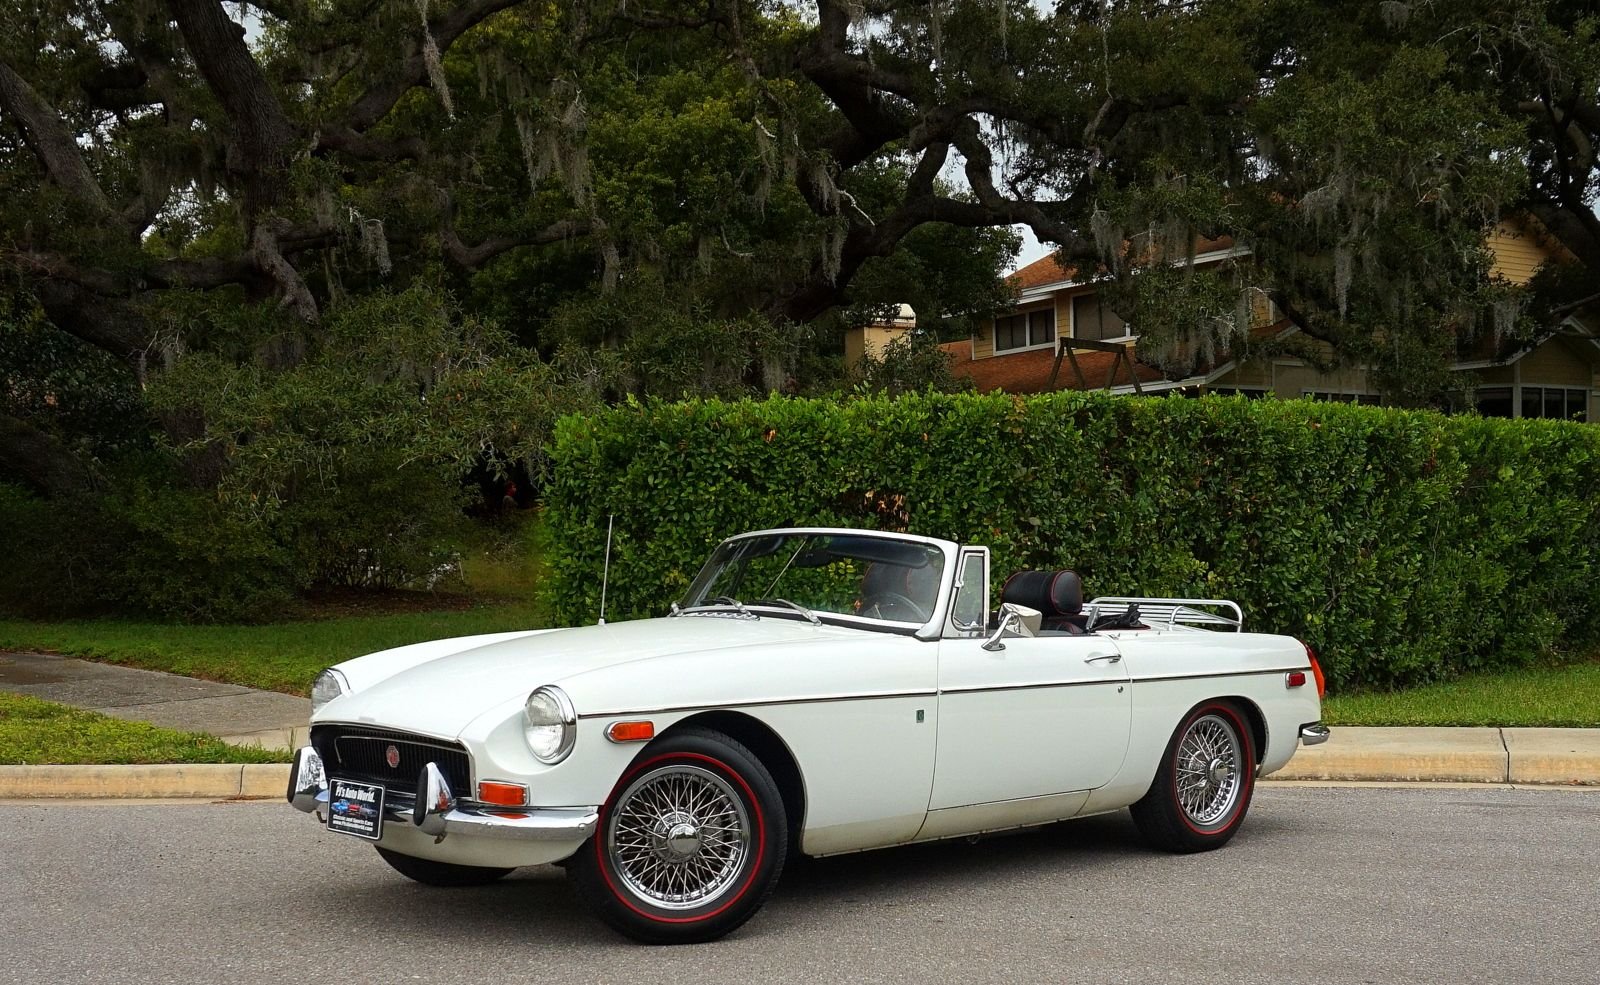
286, 745, 598, 844
1300, 723, 1331, 746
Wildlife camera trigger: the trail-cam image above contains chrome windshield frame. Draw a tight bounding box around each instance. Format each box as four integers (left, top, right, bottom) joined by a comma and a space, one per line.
680, 527, 962, 640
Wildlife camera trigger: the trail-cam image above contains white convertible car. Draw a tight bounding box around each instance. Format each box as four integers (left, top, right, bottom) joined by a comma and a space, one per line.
289, 527, 1328, 943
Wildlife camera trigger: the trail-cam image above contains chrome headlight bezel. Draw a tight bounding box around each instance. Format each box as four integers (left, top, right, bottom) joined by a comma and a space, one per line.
311, 668, 350, 713
523, 685, 577, 764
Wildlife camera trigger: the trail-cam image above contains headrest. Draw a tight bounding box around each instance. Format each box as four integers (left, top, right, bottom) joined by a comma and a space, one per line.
999, 570, 1083, 617
862, 562, 908, 596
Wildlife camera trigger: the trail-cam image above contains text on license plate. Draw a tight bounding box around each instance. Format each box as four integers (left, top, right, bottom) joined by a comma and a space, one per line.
327, 779, 385, 840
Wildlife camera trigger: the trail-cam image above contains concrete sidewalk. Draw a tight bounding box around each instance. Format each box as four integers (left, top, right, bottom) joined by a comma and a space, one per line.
0, 650, 310, 750
3, 648, 1599, 799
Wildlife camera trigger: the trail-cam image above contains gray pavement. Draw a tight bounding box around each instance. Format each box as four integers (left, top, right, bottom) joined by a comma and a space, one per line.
3, 648, 1600, 791
0, 650, 309, 748
2, 785, 1597, 984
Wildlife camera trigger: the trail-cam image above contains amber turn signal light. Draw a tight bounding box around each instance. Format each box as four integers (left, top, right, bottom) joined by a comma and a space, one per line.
476, 781, 528, 807
606, 721, 655, 743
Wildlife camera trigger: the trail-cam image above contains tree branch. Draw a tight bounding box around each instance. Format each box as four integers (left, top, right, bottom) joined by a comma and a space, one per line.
250, 218, 320, 322
0, 413, 102, 496
341, 0, 523, 133
315, 126, 428, 161
32, 280, 154, 363
0, 59, 118, 222
435, 190, 589, 266
165, 0, 299, 218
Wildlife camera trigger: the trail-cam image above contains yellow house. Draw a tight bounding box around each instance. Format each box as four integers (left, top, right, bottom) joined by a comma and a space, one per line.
842, 304, 917, 373
923, 219, 1600, 421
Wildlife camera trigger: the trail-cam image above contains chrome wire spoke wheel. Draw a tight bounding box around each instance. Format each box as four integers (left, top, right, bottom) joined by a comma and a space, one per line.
1173, 713, 1243, 827
606, 764, 752, 910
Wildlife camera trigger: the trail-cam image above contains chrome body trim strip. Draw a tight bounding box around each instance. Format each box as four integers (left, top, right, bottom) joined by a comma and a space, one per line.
1130, 667, 1308, 685
579, 690, 939, 719
582, 665, 1311, 718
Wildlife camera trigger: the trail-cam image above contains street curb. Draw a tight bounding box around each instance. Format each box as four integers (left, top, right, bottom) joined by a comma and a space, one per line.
0, 764, 291, 800
1272, 727, 1600, 786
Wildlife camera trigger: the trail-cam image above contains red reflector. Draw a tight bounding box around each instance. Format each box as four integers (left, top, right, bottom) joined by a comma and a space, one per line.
607, 721, 655, 743
1303, 642, 1328, 697
1285, 671, 1307, 688
476, 781, 528, 807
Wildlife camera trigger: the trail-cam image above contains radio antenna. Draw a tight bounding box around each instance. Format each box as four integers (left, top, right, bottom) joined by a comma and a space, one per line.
598, 514, 614, 625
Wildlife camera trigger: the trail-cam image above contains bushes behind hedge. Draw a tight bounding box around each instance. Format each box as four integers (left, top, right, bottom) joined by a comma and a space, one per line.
545, 392, 1600, 691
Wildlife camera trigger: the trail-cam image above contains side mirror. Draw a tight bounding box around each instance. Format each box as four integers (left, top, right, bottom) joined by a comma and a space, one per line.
982, 603, 1040, 651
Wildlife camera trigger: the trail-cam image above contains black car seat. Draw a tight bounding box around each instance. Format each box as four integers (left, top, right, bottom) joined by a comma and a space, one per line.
998, 570, 1088, 634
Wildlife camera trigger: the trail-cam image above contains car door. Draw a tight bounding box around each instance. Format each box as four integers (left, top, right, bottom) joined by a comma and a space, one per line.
930, 561, 1133, 811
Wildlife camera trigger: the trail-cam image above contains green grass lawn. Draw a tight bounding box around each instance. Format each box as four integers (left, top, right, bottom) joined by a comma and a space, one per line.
0, 692, 291, 765
0, 602, 548, 696
1323, 658, 1600, 728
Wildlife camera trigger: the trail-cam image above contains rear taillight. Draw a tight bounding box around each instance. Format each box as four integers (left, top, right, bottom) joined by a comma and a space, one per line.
1303, 642, 1327, 698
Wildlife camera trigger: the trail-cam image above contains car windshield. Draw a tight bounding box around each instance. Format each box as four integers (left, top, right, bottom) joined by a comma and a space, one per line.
680, 532, 946, 627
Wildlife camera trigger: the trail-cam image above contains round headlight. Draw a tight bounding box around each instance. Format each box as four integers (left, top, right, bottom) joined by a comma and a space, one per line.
311, 668, 349, 713
523, 686, 576, 764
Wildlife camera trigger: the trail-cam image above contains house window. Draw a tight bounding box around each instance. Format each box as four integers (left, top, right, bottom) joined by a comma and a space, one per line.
1473, 387, 1514, 418
1304, 391, 1381, 405
994, 308, 1056, 352
1071, 293, 1129, 341
1520, 387, 1588, 422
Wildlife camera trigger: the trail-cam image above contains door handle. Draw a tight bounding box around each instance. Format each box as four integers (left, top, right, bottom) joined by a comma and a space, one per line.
1085, 653, 1122, 664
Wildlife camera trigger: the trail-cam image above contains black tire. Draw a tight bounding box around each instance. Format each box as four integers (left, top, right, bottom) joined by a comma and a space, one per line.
1129, 700, 1257, 853
375, 846, 515, 886
569, 726, 788, 944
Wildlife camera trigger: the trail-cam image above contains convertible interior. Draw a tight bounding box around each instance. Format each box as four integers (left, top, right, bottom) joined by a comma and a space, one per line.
995, 569, 1146, 635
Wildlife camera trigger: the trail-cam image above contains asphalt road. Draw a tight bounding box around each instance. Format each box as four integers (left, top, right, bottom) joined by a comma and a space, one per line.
2, 785, 1596, 984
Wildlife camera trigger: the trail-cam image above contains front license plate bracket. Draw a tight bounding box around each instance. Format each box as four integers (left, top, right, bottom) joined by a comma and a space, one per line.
327, 779, 385, 841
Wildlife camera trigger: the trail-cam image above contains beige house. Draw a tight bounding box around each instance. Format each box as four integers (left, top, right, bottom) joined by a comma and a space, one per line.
842, 304, 917, 370
868, 220, 1599, 421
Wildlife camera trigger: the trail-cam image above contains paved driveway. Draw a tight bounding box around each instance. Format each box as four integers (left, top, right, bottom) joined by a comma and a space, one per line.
3, 785, 1596, 984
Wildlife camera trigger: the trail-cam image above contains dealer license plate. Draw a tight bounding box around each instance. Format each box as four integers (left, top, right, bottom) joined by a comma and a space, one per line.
327, 779, 385, 840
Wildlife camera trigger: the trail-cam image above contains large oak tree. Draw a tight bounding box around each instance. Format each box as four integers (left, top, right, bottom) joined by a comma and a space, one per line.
2, 0, 1595, 499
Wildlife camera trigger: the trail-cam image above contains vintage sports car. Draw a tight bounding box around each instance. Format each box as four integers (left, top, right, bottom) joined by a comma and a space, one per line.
288, 527, 1328, 943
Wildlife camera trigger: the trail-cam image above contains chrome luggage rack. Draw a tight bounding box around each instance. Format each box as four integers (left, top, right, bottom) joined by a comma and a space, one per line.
1086, 597, 1244, 632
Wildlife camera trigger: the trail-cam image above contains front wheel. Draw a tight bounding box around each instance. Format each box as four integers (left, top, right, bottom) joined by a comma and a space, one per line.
374, 847, 515, 886
1130, 700, 1257, 853
569, 727, 788, 944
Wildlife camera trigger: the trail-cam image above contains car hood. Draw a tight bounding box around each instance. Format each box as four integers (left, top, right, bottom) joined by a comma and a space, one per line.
315, 615, 862, 738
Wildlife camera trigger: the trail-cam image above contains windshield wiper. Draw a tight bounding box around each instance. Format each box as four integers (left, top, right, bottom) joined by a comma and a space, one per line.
704, 595, 753, 617
751, 597, 820, 625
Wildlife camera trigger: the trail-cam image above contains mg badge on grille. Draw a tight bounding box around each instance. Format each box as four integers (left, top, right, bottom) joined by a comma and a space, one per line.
385, 745, 401, 769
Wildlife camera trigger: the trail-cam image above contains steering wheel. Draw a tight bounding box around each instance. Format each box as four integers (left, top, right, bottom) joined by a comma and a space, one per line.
861, 591, 930, 623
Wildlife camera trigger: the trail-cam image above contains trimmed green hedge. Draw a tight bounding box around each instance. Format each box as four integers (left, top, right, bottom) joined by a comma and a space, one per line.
545, 392, 1600, 691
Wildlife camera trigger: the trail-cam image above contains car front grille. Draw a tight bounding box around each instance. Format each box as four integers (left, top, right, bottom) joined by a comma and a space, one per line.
311, 725, 472, 799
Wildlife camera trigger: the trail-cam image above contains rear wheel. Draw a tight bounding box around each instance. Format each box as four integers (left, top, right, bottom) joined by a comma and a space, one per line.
374, 847, 515, 886
569, 727, 787, 944
1130, 700, 1256, 853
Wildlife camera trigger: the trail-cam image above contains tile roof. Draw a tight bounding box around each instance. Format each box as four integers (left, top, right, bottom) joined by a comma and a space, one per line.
1007, 236, 1237, 292
940, 340, 1165, 394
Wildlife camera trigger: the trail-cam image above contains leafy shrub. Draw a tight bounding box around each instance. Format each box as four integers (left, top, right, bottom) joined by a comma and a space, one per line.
545, 392, 1600, 691
0, 473, 293, 622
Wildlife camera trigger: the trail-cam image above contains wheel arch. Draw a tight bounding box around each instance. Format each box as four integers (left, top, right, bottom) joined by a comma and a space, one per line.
1213, 695, 1268, 768
664, 710, 808, 848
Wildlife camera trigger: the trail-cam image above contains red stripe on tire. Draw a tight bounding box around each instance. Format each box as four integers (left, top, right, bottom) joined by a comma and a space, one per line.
594, 751, 768, 925
1172, 704, 1253, 837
